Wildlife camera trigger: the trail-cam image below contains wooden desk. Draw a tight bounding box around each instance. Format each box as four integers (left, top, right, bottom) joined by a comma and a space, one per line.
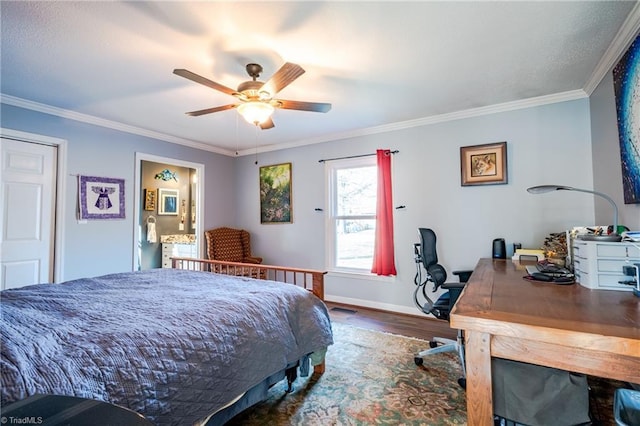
450, 258, 640, 426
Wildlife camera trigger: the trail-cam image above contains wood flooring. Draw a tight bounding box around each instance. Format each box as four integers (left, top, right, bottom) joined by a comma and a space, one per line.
325, 301, 456, 341
325, 302, 625, 426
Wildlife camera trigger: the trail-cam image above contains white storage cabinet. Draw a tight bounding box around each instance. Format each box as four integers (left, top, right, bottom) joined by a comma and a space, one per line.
572, 240, 640, 291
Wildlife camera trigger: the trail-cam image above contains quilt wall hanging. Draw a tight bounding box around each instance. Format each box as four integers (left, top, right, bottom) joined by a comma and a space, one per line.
78, 175, 125, 220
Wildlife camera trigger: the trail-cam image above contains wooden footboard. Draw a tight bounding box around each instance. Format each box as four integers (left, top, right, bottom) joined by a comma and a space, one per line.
171, 257, 328, 374
171, 257, 326, 300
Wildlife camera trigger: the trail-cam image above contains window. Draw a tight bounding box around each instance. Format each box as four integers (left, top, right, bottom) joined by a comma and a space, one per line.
326, 157, 377, 272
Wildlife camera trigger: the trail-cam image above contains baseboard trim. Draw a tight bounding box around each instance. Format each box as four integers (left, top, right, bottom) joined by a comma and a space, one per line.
325, 295, 425, 317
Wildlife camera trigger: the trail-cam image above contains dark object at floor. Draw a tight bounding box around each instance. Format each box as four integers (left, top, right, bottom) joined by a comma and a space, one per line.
2, 394, 153, 425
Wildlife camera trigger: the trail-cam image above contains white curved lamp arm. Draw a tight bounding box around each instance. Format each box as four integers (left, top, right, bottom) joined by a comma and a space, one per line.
527, 185, 619, 235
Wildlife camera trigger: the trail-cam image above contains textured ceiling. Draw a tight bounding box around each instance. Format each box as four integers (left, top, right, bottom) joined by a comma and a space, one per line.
1, 1, 639, 155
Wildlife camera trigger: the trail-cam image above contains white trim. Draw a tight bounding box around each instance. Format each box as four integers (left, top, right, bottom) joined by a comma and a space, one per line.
325, 156, 378, 273
327, 271, 395, 283
132, 153, 205, 271
584, 3, 640, 95
0, 127, 67, 283
235, 90, 588, 156
0, 94, 234, 157
325, 294, 422, 317
2, 88, 587, 158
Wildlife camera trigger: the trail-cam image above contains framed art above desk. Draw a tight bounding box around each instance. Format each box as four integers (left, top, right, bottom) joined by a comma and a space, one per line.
450, 258, 640, 426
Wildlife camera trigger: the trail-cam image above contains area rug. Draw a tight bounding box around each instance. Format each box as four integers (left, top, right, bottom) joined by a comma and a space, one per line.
227, 322, 467, 425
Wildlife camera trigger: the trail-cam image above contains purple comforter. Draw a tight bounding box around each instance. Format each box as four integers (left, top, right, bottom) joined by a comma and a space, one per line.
0, 269, 333, 425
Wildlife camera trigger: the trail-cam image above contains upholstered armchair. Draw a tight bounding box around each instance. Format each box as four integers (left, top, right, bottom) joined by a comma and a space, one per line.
204, 227, 263, 264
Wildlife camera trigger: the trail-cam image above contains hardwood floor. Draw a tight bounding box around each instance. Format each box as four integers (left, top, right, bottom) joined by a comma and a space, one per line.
325, 301, 456, 341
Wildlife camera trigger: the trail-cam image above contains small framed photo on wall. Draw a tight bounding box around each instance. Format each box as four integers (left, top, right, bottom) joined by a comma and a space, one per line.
158, 188, 179, 215
144, 188, 156, 211
460, 142, 508, 186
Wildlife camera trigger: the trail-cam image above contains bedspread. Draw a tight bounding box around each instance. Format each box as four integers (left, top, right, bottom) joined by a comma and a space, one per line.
0, 269, 333, 425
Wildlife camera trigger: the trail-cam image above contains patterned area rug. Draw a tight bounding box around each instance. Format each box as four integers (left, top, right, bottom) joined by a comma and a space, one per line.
227, 322, 467, 425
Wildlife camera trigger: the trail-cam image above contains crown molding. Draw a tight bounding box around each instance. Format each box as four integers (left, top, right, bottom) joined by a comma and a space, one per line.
0, 94, 236, 156
584, 2, 640, 95
236, 89, 588, 156
0, 89, 590, 158
2, 4, 637, 158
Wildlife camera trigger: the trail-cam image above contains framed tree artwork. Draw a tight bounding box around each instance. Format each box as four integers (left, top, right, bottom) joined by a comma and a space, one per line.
259, 163, 292, 224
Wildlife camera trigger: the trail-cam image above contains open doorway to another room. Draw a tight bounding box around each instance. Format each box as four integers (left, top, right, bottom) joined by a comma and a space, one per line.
133, 154, 204, 270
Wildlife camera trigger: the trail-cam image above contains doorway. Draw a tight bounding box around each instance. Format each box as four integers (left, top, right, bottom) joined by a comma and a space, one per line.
133, 153, 204, 270
0, 128, 67, 287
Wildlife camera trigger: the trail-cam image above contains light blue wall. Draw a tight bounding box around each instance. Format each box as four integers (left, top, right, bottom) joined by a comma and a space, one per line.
590, 72, 640, 230
1, 104, 235, 281
234, 99, 595, 312
2, 88, 631, 313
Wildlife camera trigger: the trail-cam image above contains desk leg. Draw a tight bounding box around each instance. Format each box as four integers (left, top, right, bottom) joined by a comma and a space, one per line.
465, 330, 493, 426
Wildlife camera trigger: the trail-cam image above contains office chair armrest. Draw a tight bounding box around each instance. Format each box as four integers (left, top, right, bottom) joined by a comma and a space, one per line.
441, 282, 466, 290
452, 270, 474, 283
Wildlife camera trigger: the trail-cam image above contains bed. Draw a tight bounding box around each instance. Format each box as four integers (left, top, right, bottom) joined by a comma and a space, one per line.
0, 258, 333, 425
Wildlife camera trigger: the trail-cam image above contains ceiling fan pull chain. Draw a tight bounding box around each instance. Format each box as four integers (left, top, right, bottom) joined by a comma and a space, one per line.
254, 124, 259, 165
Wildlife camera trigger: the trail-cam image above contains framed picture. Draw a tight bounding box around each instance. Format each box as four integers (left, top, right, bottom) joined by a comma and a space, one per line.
79, 175, 125, 220
144, 188, 156, 211
259, 163, 292, 224
158, 188, 179, 215
460, 142, 508, 186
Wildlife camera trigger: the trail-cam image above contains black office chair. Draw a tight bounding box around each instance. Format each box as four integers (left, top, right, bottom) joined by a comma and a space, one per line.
413, 228, 472, 389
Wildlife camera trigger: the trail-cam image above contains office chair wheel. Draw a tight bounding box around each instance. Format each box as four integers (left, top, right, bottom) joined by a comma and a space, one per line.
458, 378, 466, 390
429, 341, 438, 348
414, 357, 424, 366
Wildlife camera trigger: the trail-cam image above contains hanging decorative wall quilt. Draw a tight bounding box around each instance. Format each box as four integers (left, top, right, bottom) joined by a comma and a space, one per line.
613, 33, 640, 204
79, 175, 125, 219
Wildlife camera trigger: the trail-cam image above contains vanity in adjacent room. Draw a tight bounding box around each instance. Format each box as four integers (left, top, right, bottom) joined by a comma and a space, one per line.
161, 234, 197, 268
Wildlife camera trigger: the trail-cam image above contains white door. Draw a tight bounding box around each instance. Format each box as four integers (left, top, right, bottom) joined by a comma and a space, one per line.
1, 138, 57, 289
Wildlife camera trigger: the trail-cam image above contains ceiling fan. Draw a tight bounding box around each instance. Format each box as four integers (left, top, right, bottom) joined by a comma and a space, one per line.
173, 62, 331, 129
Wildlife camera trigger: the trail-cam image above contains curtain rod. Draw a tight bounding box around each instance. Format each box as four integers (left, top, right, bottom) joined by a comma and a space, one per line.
318, 150, 398, 163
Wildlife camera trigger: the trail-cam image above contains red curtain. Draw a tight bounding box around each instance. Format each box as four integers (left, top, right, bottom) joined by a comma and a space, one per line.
371, 149, 397, 276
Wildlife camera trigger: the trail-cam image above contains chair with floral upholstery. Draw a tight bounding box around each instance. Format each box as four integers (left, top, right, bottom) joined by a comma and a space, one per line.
204, 227, 263, 264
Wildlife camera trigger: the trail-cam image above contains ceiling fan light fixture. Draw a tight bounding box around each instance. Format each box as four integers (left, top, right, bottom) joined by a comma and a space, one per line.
258, 90, 271, 101
237, 101, 274, 125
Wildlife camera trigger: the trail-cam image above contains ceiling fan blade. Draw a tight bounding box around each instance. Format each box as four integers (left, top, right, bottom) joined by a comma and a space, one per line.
260, 117, 275, 130
260, 62, 305, 97
185, 104, 236, 117
173, 69, 238, 97
277, 99, 331, 113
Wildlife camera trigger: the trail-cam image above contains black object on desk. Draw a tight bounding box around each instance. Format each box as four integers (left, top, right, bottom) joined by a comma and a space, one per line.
1, 394, 153, 426
492, 238, 506, 259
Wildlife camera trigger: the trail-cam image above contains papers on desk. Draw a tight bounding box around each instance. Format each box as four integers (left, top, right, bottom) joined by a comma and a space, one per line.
512, 248, 545, 261
622, 231, 640, 242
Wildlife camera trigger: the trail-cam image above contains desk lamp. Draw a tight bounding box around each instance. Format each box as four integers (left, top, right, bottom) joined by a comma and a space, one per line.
526, 185, 622, 242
